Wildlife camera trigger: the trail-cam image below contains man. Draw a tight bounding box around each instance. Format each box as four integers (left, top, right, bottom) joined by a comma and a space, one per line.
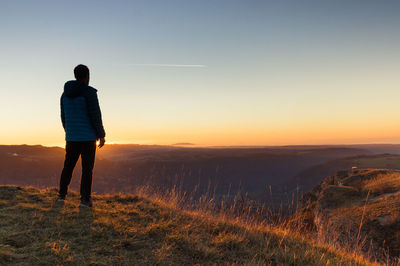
58, 64, 106, 207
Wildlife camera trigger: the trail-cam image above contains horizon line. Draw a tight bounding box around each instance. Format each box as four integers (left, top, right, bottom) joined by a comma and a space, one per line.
2, 142, 400, 149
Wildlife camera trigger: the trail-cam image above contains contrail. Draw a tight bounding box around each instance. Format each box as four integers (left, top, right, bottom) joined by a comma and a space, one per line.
127, 63, 206, 68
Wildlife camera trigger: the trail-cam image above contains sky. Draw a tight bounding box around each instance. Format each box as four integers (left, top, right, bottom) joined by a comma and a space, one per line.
1, 0, 400, 147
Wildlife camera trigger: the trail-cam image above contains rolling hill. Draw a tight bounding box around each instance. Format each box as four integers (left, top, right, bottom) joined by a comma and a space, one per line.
0, 144, 373, 204
1, 144, 400, 210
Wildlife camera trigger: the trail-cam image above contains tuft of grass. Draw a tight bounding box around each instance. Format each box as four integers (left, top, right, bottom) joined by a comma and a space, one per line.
363, 172, 400, 195
0, 185, 376, 265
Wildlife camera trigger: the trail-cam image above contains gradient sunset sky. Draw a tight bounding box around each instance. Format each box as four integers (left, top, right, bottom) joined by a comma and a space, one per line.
1, 0, 400, 146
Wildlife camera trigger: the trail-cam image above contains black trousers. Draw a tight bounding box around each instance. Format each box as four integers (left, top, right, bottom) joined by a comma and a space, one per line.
59, 141, 96, 200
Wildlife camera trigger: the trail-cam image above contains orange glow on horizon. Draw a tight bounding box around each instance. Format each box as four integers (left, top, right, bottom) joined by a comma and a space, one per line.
3, 118, 400, 147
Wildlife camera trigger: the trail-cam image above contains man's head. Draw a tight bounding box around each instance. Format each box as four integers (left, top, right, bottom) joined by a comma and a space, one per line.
74, 64, 90, 85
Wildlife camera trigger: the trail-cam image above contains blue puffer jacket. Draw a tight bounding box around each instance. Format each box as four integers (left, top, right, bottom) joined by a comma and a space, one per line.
61, 80, 106, 141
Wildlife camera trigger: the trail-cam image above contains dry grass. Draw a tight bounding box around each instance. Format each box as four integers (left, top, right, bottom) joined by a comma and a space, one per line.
0, 185, 377, 265
298, 169, 400, 265
363, 172, 400, 195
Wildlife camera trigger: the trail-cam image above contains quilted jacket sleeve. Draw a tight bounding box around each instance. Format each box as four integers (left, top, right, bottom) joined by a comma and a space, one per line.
60, 94, 66, 129
85, 89, 106, 138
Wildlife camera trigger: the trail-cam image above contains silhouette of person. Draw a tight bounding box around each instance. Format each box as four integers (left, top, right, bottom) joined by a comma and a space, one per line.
57, 64, 106, 207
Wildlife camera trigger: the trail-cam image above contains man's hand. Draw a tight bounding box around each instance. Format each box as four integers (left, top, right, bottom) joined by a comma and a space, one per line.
98, 138, 105, 148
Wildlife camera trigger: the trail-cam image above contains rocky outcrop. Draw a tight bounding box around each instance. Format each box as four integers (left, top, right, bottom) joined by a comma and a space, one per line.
298, 168, 400, 261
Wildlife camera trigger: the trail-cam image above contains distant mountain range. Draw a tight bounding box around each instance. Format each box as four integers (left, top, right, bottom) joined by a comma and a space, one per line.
1, 144, 400, 208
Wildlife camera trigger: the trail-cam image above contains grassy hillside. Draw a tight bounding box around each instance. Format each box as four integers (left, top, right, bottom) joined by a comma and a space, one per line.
0, 185, 373, 265
299, 169, 400, 263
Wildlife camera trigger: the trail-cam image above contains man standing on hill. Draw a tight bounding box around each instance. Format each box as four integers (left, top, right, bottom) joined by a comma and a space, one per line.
57, 64, 106, 207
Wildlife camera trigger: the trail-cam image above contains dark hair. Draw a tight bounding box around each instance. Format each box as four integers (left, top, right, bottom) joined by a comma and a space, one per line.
74, 64, 89, 81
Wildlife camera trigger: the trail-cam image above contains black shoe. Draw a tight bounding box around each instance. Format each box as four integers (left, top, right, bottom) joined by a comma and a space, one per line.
56, 195, 65, 203
79, 199, 93, 208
